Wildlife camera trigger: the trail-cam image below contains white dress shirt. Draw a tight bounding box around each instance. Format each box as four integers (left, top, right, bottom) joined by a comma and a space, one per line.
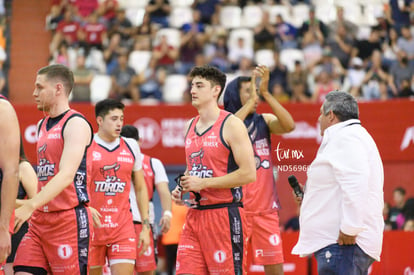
292, 119, 384, 261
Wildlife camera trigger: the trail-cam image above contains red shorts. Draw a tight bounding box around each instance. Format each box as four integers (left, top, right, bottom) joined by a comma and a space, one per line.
176, 205, 247, 275
13, 205, 92, 274
134, 223, 157, 272
245, 211, 284, 265
89, 221, 136, 266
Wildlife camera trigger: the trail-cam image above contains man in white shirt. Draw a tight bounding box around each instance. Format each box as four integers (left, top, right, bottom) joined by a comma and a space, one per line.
292, 90, 384, 274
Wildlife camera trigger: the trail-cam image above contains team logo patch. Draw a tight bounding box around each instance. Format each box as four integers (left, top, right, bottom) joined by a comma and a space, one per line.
214, 250, 226, 263
57, 244, 73, 259
143, 246, 152, 256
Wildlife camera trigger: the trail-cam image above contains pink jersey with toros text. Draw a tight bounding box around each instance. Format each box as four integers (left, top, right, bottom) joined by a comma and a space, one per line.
36, 109, 91, 212
185, 110, 242, 206
243, 113, 280, 214
87, 137, 135, 244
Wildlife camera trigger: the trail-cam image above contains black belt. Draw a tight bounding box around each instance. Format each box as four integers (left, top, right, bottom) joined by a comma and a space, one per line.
195, 201, 243, 210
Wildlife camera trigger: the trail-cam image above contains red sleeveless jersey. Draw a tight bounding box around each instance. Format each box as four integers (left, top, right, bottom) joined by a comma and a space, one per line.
185, 110, 242, 206
36, 109, 91, 212
87, 137, 135, 244
142, 154, 155, 200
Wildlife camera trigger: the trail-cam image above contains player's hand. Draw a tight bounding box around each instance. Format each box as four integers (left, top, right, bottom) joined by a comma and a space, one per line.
138, 226, 150, 256
14, 199, 35, 233
159, 215, 171, 234
171, 187, 184, 206
337, 231, 356, 245
0, 225, 10, 263
180, 176, 205, 193
254, 65, 270, 97
89, 206, 102, 228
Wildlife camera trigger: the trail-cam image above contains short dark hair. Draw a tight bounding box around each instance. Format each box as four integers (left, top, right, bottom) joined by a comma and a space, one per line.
322, 91, 359, 121
95, 99, 125, 118
37, 64, 74, 95
189, 65, 227, 101
394, 187, 406, 196
120, 125, 139, 141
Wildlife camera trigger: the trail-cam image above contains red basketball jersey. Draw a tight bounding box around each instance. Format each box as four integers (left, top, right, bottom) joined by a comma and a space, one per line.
87, 137, 135, 244
36, 109, 91, 212
184, 110, 242, 206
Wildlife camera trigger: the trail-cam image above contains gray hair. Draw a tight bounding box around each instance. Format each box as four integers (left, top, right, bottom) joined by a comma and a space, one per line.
322, 91, 359, 121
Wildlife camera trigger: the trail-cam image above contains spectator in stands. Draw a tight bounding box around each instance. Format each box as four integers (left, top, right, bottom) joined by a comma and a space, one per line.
325, 24, 353, 68
97, 0, 119, 26
50, 7, 81, 55
398, 78, 414, 97
301, 29, 323, 68
53, 40, 70, 68
253, 10, 276, 51
234, 56, 254, 77
397, 25, 414, 64
146, 0, 171, 28
205, 34, 230, 72
312, 70, 340, 103
329, 6, 358, 40
403, 218, 414, 231
71, 0, 98, 21
299, 6, 328, 40
275, 14, 298, 50
78, 11, 107, 57
388, 50, 414, 97
271, 83, 290, 103
152, 34, 179, 74
204, 10, 227, 48
388, 0, 412, 32
192, 0, 221, 25
110, 51, 139, 103
288, 60, 310, 103
177, 25, 205, 75
135, 57, 166, 102
351, 27, 382, 65
103, 32, 123, 74
107, 8, 135, 48
181, 9, 206, 38
373, 9, 392, 43
345, 57, 366, 98
396, 198, 414, 230
72, 54, 94, 102
361, 50, 389, 101
382, 27, 400, 67
269, 51, 288, 94
228, 37, 254, 71
310, 48, 344, 84
134, 12, 158, 42
389, 187, 407, 229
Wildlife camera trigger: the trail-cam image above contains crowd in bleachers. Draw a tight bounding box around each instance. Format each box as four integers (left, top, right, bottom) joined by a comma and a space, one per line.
45, 0, 414, 104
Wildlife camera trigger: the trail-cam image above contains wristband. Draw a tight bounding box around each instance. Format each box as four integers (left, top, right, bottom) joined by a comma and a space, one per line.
163, 210, 173, 218
142, 219, 150, 229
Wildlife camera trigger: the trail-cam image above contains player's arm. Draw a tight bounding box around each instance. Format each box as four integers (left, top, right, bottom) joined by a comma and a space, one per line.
0, 100, 20, 261
181, 115, 256, 191
256, 65, 295, 134
15, 161, 38, 208
15, 116, 91, 229
132, 169, 150, 255
153, 158, 172, 233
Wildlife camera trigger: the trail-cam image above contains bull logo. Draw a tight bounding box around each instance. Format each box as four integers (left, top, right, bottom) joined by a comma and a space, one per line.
100, 163, 121, 183
189, 149, 204, 168
38, 144, 48, 165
